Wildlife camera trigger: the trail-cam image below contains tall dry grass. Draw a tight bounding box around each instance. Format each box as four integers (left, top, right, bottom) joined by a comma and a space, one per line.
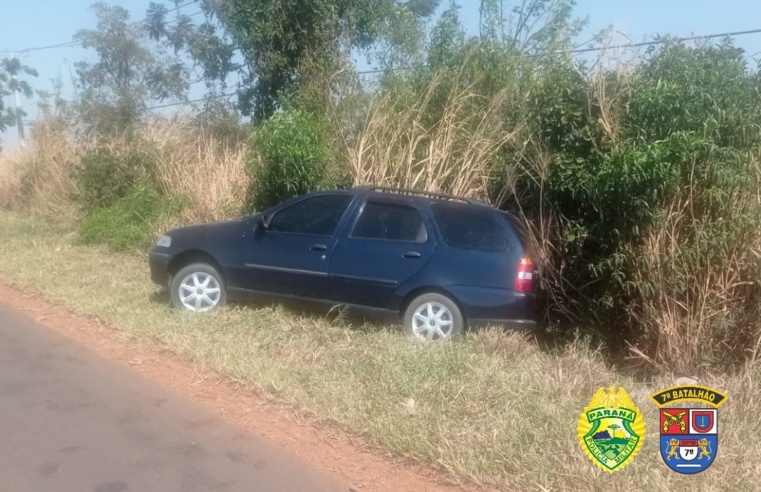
631, 182, 761, 371
0, 117, 248, 229
346, 72, 524, 202
0, 118, 83, 223
140, 120, 248, 225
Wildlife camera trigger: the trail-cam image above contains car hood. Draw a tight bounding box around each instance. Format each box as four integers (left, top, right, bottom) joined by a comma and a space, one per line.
166, 218, 250, 245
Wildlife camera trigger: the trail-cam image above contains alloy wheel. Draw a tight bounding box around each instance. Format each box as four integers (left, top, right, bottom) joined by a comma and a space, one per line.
178, 272, 222, 312
411, 301, 455, 340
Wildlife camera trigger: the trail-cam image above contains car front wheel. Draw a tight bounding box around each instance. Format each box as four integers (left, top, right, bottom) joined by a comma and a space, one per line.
403, 293, 464, 341
170, 263, 226, 312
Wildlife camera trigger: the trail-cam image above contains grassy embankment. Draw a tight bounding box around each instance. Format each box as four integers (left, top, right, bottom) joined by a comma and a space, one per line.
0, 210, 758, 492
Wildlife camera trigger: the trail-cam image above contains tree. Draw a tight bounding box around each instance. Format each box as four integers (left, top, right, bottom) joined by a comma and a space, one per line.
74, 2, 189, 135
477, 0, 586, 52
0, 57, 38, 148
607, 423, 622, 438
148, 0, 441, 121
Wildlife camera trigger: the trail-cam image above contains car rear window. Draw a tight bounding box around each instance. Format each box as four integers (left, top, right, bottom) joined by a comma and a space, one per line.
431, 203, 508, 251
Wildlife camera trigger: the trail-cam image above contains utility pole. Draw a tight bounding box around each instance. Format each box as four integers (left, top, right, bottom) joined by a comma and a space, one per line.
13, 71, 26, 145
3, 52, 29, 147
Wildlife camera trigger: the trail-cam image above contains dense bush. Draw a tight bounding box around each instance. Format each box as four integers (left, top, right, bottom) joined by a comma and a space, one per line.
246, 109, 337, 212
73, 146, 155, 215
78, 183, 185, 251
522, 42, 761, 369
357, 33, 761, 370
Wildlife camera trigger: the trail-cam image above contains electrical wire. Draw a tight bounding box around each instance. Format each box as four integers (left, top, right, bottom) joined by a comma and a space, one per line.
1, 0, 200, 55
146, 91, 238, 111
7, 12, 761, 112
356, 27, 761, 75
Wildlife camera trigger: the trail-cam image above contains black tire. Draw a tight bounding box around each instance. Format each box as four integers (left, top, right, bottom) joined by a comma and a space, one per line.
403, 292, 464, 341
169, 263, 226, 312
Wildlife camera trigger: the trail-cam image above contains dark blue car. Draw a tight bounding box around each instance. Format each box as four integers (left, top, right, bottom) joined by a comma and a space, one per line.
149, 186, 537, 340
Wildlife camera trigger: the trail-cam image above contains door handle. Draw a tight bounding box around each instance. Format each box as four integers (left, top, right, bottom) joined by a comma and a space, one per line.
403, 251, 421, 258
310, 243, 328, 251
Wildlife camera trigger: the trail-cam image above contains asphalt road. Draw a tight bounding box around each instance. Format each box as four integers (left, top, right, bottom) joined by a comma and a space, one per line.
0, 300, 347, 492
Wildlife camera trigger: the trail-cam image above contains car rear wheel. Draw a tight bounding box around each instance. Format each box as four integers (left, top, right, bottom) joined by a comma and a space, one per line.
403, 293, 464, 341
170, 263, 226, 312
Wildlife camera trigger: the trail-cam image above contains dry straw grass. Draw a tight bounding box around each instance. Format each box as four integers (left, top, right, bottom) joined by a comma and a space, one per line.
142, 119, 248, 225
0, 117, 248, 229
347, 71, 523, 202
0, 119, 83, 223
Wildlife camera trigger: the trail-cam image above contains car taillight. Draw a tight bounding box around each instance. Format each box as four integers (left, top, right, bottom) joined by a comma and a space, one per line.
515, 257, 534, 293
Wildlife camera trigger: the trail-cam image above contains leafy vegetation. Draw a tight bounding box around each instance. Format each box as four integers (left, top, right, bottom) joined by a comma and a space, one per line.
148, 0, 441, 119
246, 108, 337, 211
73, 2, 189, 134
78, 183, 185, 251
73, 146, 151, 214
0, 58, 38, 149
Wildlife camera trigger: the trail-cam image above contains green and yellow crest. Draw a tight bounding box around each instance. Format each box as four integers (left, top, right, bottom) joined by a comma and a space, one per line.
578, 385, 646, 473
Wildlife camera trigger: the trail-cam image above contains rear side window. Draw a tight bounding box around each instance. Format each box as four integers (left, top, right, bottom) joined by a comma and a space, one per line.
431, 204, 508, 251
352, 201, 427, 243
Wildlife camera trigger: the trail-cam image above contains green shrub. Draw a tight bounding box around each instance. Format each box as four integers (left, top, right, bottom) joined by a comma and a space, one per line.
78, 183, 185, 252
246, 109, 336, 212
499, 40, 761, 368
73, 147, 155, 215
367, 32, 761, 368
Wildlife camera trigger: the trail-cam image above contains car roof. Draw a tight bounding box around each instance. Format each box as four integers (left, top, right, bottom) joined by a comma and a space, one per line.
351, 186, 493, 209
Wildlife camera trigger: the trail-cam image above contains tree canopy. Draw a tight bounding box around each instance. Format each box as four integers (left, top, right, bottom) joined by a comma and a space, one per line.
148, 0, 441, 120
74, 2, 189, 134
0, 58, 38, 148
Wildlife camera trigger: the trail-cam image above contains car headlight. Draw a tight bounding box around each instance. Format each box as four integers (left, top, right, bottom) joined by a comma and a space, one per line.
156, 235, 172, 248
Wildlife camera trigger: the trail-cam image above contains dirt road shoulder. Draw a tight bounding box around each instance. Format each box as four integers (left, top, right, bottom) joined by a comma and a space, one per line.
0, 280, 471, 492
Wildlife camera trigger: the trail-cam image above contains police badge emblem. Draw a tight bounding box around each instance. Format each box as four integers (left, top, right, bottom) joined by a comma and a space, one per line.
650, 385, 728, 474
578, 386, 646, 473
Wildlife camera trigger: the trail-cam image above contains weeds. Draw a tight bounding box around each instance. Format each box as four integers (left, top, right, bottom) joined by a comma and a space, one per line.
78, 183, 186, 251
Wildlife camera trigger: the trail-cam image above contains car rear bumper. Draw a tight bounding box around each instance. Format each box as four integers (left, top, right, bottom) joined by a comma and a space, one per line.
446, 285, 537, 323
149, 250, 171, 287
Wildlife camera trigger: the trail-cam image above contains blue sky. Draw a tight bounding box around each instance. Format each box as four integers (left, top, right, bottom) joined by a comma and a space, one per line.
3, 0, 761, 146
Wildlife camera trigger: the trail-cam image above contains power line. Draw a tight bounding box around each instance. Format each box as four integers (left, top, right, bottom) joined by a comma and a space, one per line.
146, 91, 238, 111
165, 0, 199, 15
19, 91, 239, 121
545, 27, 761, 56
8, 16, 761, 114
175, 10, 204, 21
0, 41, 80, 55
356, 26, 761, 76
1, 0, 200, 55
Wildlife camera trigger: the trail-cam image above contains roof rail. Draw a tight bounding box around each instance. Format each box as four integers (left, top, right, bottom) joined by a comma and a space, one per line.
352, 185, 490, 207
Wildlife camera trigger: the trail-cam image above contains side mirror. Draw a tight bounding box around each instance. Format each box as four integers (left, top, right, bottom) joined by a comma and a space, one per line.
255, 214, 270, 231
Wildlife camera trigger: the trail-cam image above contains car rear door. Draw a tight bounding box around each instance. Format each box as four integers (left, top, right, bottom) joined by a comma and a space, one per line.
240, 193, 356, 298
327, 197, 435, 308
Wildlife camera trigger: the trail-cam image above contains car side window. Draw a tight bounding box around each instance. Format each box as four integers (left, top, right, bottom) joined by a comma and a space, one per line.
431, 203, 508, 251
351, 201, 427, 243
268, 195, 353, 236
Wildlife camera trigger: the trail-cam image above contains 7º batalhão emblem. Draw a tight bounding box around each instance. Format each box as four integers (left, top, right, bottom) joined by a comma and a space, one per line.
650, 384, 728, 474
578, 385, 646, 473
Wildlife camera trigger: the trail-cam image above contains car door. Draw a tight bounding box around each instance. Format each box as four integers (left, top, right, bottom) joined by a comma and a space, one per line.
328, 197, 435, 308
240, 193, 355, 298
